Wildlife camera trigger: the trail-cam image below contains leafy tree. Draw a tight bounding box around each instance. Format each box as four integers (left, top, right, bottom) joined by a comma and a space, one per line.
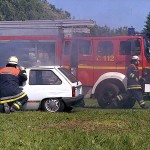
0, 0, 71, 21
143, 12, 150, 38
114, 27, 128, 36
90, 25, 128, 37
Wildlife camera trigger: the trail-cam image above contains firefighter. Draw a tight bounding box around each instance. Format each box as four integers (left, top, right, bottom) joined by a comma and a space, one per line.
0, 56, 28, 113
126, 55, 148, 108
107, 55, 148, 109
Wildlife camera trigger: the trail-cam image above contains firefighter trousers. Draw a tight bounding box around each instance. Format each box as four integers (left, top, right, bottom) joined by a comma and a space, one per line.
115, 89, 145, 108
127, 89, 145, 108
107, 89, 145, 109
0, 92, 28, 113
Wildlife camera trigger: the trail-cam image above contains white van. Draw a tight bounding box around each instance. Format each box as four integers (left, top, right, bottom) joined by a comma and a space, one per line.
22, 66, 84, 112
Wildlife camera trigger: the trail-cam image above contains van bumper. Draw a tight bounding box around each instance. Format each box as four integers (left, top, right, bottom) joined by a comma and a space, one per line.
62, 94, 85, 107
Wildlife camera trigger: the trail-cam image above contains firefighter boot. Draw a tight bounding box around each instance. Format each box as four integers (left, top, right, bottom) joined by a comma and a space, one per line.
4, 103, 10, 114
10, 102, 21, 112
106, 98, 118, 109
139, 101, 149, 109
140, 103, 149, 109
10, 107, 17, 112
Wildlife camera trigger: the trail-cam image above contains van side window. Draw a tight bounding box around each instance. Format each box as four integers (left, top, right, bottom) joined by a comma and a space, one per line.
120, 41, 131, 55
29, 70, 62, 85
98, 41, 113, 56
29, 70, 36, 84
78, 40, 92, 55
64, 41, 71, 55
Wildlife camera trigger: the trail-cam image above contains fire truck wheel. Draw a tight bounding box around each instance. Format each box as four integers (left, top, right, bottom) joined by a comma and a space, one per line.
97, 83, 120, 108
41, 98, 64, 112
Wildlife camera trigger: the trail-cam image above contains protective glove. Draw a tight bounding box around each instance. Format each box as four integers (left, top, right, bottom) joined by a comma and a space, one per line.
19, 66, 25, 70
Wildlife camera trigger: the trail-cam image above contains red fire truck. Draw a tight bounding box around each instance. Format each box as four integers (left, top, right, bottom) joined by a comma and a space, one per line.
0, 20, 150, 109
62, 35, 150, 108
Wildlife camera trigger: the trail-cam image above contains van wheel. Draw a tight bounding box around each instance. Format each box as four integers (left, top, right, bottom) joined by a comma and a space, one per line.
42, 98, 64, 112
97, 83, 120, 108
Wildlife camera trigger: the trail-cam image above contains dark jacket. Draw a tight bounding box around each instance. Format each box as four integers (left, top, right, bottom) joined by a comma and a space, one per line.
126, 64, 142, 90
0, 66, 27, 98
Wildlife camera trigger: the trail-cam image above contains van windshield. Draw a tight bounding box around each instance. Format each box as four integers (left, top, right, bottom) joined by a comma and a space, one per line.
59, 68, 77, 83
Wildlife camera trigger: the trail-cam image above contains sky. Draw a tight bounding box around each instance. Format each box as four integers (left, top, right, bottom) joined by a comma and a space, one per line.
47, 0, 150, 32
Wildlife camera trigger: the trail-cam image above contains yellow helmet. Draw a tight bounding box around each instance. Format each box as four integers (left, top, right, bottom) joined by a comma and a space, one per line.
8, 56, 18, 65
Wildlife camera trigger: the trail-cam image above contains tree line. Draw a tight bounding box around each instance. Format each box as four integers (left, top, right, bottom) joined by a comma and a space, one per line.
0, 0, 71, 21
143, 12, 150, 39
0, 0, 149, 37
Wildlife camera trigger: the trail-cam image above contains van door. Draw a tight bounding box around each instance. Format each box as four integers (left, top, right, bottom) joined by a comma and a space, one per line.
116, 39, 132, 74
77, 39, 94, 86
62, 39, 79, 78
62, 38, 94, 86
94, 39, 116, 82
61, 40, 71, 69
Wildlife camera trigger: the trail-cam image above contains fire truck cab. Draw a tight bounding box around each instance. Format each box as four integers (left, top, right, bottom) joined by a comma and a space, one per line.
62, 35, 150, 108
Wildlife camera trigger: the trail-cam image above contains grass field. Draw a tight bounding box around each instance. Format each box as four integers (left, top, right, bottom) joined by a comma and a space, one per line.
0, 99, 150, 150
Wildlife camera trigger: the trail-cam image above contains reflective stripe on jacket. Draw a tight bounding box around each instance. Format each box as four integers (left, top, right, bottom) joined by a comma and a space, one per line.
0, 92, 27, 104
0, 67, 19, 76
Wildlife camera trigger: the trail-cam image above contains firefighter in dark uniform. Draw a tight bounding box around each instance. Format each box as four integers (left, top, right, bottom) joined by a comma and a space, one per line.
108, 55, 148, 109
0, 56, 28, 113
126, 55, 146, 108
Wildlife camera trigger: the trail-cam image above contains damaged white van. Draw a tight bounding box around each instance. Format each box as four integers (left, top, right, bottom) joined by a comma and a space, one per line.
22, 66, 84, 112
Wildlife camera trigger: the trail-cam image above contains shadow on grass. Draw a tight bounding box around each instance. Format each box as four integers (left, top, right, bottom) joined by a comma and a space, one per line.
83, 105, 101, 109
77, 106, 150, 110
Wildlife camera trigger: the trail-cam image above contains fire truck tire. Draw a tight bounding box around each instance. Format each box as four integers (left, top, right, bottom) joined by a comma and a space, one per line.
97, 83, 120, 108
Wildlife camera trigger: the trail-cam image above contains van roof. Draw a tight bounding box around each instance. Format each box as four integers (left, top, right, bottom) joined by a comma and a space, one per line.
27, 65, 61, 70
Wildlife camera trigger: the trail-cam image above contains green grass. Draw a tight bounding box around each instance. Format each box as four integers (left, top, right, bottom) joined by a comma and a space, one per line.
0, 99, 150, 150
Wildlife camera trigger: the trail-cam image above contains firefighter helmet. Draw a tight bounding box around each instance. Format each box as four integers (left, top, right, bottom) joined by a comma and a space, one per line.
131, 55, 140, 61
8, 56, 18, 64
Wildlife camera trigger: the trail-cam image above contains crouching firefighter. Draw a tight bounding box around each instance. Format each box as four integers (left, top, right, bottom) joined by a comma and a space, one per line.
107, 55, 149, 109
0, 56, 28, 113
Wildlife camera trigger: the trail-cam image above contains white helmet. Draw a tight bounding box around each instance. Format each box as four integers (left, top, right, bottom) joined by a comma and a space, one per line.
131, 55, 140, 61
8, 56, 18, 65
